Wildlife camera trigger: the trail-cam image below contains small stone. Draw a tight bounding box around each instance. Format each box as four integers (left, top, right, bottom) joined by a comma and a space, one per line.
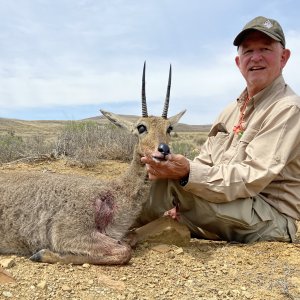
62, 285, 72, 292
151, 244, 172, 253
242, 291, 253, 299
174, 247, 184, 255
87, 279, 94, 285
133, 216, 191, 246
231, 289, 240, 296
0, 259, 15, 269
37, 280, 47, 290
2, 291, 13, 298
82, 263, 90, 269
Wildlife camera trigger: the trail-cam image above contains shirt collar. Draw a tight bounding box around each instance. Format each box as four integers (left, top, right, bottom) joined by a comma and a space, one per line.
237, 75, 286, 108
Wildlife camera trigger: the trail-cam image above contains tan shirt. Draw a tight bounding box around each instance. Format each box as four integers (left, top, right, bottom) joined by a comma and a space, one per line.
185, 75, 300, 220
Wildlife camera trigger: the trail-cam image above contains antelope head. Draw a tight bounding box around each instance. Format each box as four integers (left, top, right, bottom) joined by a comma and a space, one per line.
100, 62, 186, 159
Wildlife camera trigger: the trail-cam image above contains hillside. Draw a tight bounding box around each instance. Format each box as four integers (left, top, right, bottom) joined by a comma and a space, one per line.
0, 116, 211, 139
0, 118, 69, 139
88, 115, 212, 132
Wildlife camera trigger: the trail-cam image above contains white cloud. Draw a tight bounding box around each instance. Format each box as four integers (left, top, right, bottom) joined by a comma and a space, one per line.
1, 0, 300, 124
283, 31, 300, 94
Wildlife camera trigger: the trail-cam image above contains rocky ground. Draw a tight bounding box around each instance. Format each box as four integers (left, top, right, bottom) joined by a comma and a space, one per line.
0, 159, 300, 300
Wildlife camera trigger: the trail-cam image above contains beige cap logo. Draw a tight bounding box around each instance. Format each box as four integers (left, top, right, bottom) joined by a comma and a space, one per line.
263, 19, 273, 29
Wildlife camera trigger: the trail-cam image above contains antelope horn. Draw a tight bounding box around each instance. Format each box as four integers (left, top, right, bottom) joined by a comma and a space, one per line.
141, 61, 148, 117
162, 64, 171, 119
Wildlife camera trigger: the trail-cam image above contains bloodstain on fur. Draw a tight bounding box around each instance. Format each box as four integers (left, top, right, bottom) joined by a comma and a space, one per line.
94, 191, 116, 232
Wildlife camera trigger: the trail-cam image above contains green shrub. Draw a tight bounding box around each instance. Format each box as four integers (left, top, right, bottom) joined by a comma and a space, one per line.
0, 131, 53, 163
170, 141, 200, 160
0, 133, 24, 163
193, 136, 207, 147
55, 121, 137, 167
0, 121, 207, 165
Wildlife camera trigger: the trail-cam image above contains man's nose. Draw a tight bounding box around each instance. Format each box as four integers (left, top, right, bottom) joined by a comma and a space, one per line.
250, 50, 263, 61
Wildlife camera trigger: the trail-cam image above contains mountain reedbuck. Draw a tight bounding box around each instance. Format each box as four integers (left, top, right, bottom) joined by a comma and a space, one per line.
0, 63, 186, 265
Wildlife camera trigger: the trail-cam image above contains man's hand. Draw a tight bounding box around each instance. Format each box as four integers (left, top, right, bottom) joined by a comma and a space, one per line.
141, 152, 190, 180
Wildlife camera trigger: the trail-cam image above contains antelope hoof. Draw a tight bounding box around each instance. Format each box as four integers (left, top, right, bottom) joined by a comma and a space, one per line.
30, 249, 59, 263
123, 230, 139, 248
30, 251, 43, 262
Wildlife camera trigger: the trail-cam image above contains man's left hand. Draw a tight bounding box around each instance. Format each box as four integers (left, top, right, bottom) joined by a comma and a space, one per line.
141, 153, 190, 180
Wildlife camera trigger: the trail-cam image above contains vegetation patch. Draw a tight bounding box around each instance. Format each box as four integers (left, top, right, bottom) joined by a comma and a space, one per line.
0, 120, 208, 165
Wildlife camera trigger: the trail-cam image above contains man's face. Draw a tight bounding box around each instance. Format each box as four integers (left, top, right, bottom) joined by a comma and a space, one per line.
235, 31, 290, 97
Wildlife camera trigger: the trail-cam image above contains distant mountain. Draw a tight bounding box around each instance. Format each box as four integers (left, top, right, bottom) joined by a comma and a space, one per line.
85, 115, 212, 132
0, 117, 69, 138
0, 116, 211, 139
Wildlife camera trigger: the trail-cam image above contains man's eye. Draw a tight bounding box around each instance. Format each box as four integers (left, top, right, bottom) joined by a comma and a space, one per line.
243, 50, 252, 55
137, 125, 147, 134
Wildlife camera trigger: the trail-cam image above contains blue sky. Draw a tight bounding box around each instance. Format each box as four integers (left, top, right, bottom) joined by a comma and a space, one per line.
1, 0, 300, 124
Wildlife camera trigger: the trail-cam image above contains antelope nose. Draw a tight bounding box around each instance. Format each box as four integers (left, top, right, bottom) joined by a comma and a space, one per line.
158, 143, 170, 157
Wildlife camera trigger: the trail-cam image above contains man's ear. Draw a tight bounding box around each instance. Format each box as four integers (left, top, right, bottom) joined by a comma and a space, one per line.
235, 55, 240, 68
281, 48, 291, 69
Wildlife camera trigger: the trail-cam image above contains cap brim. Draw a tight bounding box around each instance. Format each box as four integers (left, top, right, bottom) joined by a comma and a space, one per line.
233, 28, 281, 46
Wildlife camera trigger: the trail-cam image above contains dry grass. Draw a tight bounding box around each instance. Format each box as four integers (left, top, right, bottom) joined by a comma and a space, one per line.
0, 132, 54, 164
0, 118, 208, 165
170, 131, 208, 159
55, 121, 137, 167
0, 118, 67, 139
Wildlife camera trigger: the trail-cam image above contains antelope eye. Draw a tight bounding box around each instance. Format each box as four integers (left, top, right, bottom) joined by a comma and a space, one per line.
167, 126, 173, 134
137, 124, 147, 134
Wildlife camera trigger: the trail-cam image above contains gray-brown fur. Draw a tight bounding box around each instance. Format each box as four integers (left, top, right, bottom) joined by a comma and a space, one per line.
0, 64, 186, 265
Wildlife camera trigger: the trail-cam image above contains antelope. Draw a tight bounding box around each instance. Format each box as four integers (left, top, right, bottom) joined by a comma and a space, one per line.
0, 63, 186, 265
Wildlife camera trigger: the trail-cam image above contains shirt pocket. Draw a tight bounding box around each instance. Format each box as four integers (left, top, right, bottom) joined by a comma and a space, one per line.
239, 127, 258, 144
224, 128, 258, 163
233, 127, 258, 162
211, 132, 230, 164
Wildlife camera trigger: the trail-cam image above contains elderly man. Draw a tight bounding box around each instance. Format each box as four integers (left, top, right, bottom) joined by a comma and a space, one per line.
140, 16, 300, 243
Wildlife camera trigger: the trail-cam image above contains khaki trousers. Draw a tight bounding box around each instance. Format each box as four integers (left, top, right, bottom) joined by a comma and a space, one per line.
139, 179, 297, 243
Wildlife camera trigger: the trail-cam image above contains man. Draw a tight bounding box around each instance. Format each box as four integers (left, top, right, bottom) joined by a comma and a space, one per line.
140, 16, 300, 243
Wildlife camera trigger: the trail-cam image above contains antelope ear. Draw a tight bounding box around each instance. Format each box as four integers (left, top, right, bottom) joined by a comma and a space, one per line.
168, 109, 186, 126
100, 110, 134, 132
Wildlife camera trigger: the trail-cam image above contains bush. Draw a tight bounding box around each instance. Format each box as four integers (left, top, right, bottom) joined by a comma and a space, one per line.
0, 133, 24, 163
0, 131, 53, 163
170, 141, 200, 160
55, 121, 137, 167
193, 136, 207, 147
0, 121, 206, 165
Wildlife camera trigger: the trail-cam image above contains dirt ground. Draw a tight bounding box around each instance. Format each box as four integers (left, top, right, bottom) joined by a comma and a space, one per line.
0, 159, 300, 300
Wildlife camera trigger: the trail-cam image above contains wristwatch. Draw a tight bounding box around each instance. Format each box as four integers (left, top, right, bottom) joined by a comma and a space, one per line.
179, 174, 189, 186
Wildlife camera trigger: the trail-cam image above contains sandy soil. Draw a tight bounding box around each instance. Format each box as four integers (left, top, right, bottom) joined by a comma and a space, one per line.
0, 159, 300, 300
